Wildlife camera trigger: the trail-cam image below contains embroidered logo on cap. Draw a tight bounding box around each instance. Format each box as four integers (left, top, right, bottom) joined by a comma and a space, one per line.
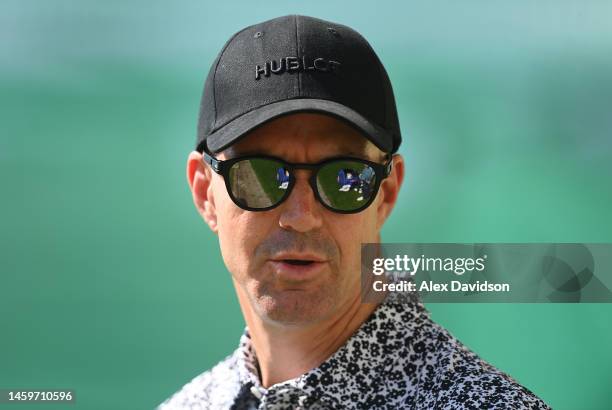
255, 56, 341, 80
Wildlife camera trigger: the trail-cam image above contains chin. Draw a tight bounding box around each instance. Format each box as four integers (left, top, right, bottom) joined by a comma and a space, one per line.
254, 288, 338, 326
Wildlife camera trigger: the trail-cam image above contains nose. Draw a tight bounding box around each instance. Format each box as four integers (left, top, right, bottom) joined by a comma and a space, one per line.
278, 171, 323, 232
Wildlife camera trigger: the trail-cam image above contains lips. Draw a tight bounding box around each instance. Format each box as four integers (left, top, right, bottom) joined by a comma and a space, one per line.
282, 259, 314, 266
268, 253, 329, 280
270, 252, 327, 264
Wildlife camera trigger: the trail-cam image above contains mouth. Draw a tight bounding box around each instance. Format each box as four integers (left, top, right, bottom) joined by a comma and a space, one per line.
282, 259, 316, 266
268, 254, 329, 280
270, 252, 327, 264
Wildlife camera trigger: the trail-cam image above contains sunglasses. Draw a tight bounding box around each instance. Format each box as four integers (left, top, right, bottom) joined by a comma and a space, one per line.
202, 150, 394, 213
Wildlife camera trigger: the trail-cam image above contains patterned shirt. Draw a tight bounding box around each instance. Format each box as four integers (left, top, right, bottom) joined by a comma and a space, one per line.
158, 296, 551, 409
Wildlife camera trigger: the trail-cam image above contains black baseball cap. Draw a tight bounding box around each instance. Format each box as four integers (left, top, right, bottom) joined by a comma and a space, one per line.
196, 14, 402, 155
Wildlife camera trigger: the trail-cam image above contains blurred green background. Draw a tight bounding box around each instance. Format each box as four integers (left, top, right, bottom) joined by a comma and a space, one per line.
1, 1, 611, 409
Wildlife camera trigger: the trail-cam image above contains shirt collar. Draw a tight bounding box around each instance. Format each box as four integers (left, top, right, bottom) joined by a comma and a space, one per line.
234, 294, 429, 408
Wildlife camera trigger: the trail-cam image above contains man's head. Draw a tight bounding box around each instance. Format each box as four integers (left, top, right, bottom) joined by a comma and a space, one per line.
187, 14, 404, 326
187, 113, 404, 326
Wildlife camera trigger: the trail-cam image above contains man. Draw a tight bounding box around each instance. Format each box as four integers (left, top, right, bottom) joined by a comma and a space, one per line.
159, 14, 550, 409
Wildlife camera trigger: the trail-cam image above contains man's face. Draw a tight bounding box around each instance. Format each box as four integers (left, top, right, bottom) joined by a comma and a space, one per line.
188, 113, 403, 326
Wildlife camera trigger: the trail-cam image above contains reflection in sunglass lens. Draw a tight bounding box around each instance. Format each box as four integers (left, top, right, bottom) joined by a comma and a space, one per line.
228, 158, 289, 208
316, 160, 377, 211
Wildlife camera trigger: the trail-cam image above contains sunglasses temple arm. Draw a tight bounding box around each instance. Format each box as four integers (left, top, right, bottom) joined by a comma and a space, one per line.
384, 154, 394, 177
203, 151, 222, 174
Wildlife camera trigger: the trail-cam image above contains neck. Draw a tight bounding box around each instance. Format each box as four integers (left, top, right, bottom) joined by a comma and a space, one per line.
235, 283, 378, 388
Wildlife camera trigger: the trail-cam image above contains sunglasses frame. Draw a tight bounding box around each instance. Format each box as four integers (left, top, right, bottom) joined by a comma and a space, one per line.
202, 149, 394, 214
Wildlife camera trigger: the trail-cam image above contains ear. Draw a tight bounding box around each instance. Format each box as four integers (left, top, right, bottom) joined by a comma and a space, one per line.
186, 151, 218, 233
375, 153, 405, 230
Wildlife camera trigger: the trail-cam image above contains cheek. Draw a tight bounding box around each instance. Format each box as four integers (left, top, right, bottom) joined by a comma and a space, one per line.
216, 209, 272, 279
330, 211, 379, 271
218, 218, 257, 279
212, 180, 248, 275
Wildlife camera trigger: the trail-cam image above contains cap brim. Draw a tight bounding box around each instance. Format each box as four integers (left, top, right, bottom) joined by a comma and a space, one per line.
202, 98, 394, 154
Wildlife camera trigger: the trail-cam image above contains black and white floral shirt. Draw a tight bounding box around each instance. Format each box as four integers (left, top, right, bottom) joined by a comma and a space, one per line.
158, 296, 551, 409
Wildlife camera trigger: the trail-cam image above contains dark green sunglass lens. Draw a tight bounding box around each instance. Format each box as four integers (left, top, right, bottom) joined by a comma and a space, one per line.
228, 158, 289, 208
316, 160, 377, 211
